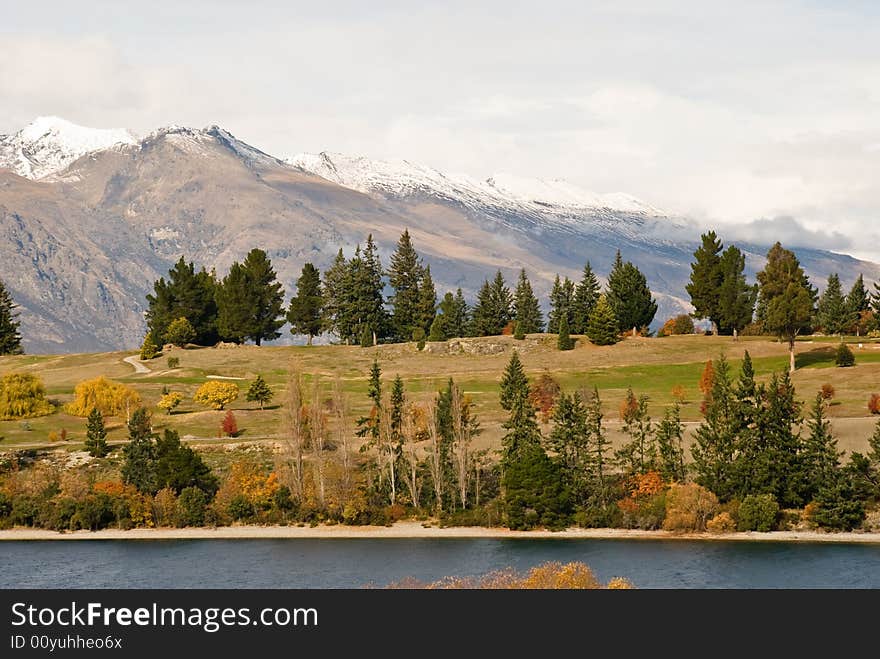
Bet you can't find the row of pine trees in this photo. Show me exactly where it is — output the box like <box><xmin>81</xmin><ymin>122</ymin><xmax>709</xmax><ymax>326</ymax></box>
<box><xmin>140</xmin><ymin>229</ymin><xmax>660</xmax><ymax>350</ymax></box>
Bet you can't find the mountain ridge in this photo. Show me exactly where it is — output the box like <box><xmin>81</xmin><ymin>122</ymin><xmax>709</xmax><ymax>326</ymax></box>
<box><xmin>1</xmin><ymin>117</ymin><xmax>877</xmax><ymax>354</ymax></box>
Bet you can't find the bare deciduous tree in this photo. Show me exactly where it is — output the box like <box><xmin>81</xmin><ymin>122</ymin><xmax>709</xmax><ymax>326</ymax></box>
<box><xmin>424</xmin><ymin>398</ymin><xmax>444</xmax><ymax>514</ymax></box>
<box><xmin>332</xmin><ymin>376</ymin><xmax>355</xmax><ymax>507</ymax></box>
<box><xmin>280</xmin><ymin>366</ymin><xmax>306</xmax><ymax>500</ymax></box>
<box><xmin>401</xmin><ymin>403</ymin><xmax>422</xmax><ymax>509</ymax></box>
<box><xmin>451</xmin><ymin>383</ymin><xmax>472</xmax><ymax>510</ymax></box>
<box><xmin>309</xmin><ymin>376</ymin><xmax>327</xmax><ymax>508</ymax></box>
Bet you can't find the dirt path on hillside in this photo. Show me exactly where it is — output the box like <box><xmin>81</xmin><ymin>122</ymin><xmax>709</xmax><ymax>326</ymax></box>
<box><xmin>122</xmin><ymin>354</ymin><xmax>151</xmax><ymax>374</ymax></box>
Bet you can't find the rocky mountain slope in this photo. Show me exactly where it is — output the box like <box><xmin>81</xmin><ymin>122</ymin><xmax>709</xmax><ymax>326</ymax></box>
<box><xmin>0</xmin><ymin>118</ymin><xmax>877</xmax><ymax>353</ymax></box>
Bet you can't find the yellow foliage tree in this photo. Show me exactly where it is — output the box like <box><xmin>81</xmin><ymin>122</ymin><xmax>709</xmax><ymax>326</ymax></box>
<box><xmin>157</xmin><ymin>391</ymin><xmax>184</xmax><ymax>415</ymax></box>
<box><xmin>0</xmin><ymin>372</ymin><xmax>54</xmax><ymax>420</ymax></box>
<box><xmin>65</xmin><ymin>376</ymin><xmax>141</xmax><ymax>418</ymax></box>
<box><xmin>662</xmin><ymin>482</ymin><xmax>719</xmax><ymax>532</ymax></box>
<box><xmin>193</xmin><ymin>381</ymin><xmax>239</xmax><ymax>410</ymax></box>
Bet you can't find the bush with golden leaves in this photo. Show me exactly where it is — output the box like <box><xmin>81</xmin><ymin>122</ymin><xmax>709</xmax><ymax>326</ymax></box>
<box><xmin>157</xmin><ymin>391</ymin><xmax>184</xmax><ymax>415</ymax></box>
<box><xmin>65</xmin><ymin>376</ymin><xmax>141</xmax><ymax>418</ymax></box>
<box><xmin>706</xmin><ymin>511</ymin><xmax>736</xmax><ymax>534</ymax></box>
<box><xmin>662</xmin><ymin>482</ymin><xmax>719</xmax><ymax>532</ymax></box>
<box><xmin>152</xmin><ymin>487</ymin><xmax>178</xmax><ymax>528</ymax></box>
<box><xmin>193</xmin><ymin>381</ymin><xmax>239</xmax><ymax>410</ymax></box>
<box><xmin>0</xmin><ymin>372</ymin><xmax>54</xmax><ymax>420</ymax></box>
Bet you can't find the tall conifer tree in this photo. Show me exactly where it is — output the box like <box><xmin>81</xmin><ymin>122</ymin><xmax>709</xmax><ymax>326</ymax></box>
<box><xmin>572</xmin><ymin>262</ymin><xmax>600</xmax><ymax>334</ymax></box>
<box><xmin>513</xmin><ymin>269</ymin><xmax>544</xmax><ymax>334</ymax></box>
<box><xmin>686</xmin><ymin>231</ymin><xmax>724</xmax><ymax>332</ymax></box>
<box><xmin>387</xmin><ymin>229</ymin><xmax>424</xmax><ymax>340</ymax></box>
<box><xmin>606</xmin><ymin>251</ymin><xmax>657</xmax><ymax>333</ymax></box>
<box><xmin>0</xmin><ymin>279</ymin><xmax>23</xmax><ymax>355</ymax></box>
<box><xmin>287</xmin><ymin>263</ymin><xmax>323</xmax><ymax>345</ymax></box>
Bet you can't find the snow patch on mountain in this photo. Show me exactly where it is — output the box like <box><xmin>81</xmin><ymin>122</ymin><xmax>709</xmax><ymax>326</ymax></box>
<box><xmin>0</xmin><ymin>116</ymin><xmax>137</xmax><ymax>179</ymax></box>
<box><xmin>287</xmin><ymin>151</ymin><xmax>664</xmax><ymax>215</ymax></box>
<box><xmin>137</xmin><ymin>124</ymin><xmax>284</xmax><ymax>171</ymax></box>
<box><xmin>287</xmin><ymin>151</ymin><xmax>688</xmax><ymax>244</ymax></box>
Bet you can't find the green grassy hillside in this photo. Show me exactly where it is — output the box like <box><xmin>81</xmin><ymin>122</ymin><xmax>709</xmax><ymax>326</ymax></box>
<box><xmin>2</xmin><ymin>333</ymin><xmax>880</xmax><ymax>457</ymax></box>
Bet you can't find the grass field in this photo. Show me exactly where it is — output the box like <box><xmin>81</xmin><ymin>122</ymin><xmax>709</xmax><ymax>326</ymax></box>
<box><xmin>2</xmin><ymin>333</ymin><xmax>880</xmax><ymax>458</ymax></box>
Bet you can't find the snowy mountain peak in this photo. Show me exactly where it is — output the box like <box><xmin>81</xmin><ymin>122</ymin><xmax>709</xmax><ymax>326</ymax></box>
<box><xmin>140</xmin><ymin>124</ymin><xmax>284</xmax><ymax>170</ymax></box>
<box><xmin>0</xmin><ymin>116</ymin><xmax>137</xmax><ymax>179</ymax></box>
<box><xmin>287</xmin><ymin>151</ymin><xmax>667</xmax><ymax>217</ymax></box>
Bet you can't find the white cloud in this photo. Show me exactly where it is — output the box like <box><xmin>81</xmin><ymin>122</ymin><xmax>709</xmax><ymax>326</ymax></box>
<box><xmin>2</xmin><ymin>1</ymin><xmax>880</xmax><ymax>259</ymax></box>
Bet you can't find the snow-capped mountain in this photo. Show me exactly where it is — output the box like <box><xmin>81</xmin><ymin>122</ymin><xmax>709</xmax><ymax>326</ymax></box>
<box><xmin>287</xmin><ymin>152</ymin><xmax>674</xmax><ymax>231</ymax></box>
<box><xmin>1</xmin><ymin>116</ymin><xmax>879</xmax><ymax>353</ymax></box>
<box><xmin>0</xmin><ymin>116</ymin><xmax>137</xmax><ymax>179</ymax></box>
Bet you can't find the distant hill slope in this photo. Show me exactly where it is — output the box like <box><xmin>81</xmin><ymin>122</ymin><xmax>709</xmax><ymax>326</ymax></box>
<box><xmin>1</xmin><ymin>118</ymin><xmax>878</xmax><ymax>353</ymax></box>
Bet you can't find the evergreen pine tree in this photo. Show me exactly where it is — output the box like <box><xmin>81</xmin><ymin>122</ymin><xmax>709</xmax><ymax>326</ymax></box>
<box><xmin>216</xmin><ymin>261</ymin><xmax>251</xmax><ymax>343</ymax></box>
<box><xmin>240</xmin><ymin>248</ymin><xmax>286</xmax><ymax>346</ymax></box>
<box><xmin>450</xmin><ymin>288</ymin><xmax>470</xmax><ymax>338</ymax></box>
<box><xmin>757</xmin><ymin>242</ymin><xmax>816</xmax><ymax>372</ymax></box>
<box><xmin>847</xmin><ymin>274</ymin><xmax>870</xmax><ymax>315</ymax></box>
<box><xmin>691</xmin><ymin>355</ymin><xmax>739</xmax><ymax>501</ymax></box>
<box><xmin>390</xmin><ymin>375</ymin><xmax>405</xmax><ymax>449</ymax></box>
<box><xmin>499</xmin><ymin>352</ymin><xmax>568</xmax><ymax>529</ymax></box>
<box><xmin>415</xmin><ymin>265</ymin><xmax>437</xmax><ymax>337</ymax></box>
<box><xmin>547</xmin><ymin>275</ymin><xmax>575</xmax><ymax>334</ymax></box>
<box><xmin>513</xmin><ymin>320</ymin><xmax>525</xmax><ymax>340</ymax></box>
<box><xmin>557</xmin><ymin>316</ymin><xmax>574</xmax><ymax>351</ymax></box>
<box><xmin>342</xmin><ymin>239</ymin><xmax>388</xmax><ymax>345</ymax></box>
<box><xmin>584</xmin><ymin>386</ymin><xmax>612</xmax><ymax>515</ymax></box>
<box><xmin>800</xmin><ymin>393</ymin><xmax>842</xmax><ymax>503</ymax></box>
<box><xmin>356</xmin><ymin>360</ymin><xmax>382</xmax><ymax>442</ymax></box>
<box><xmin>245</xmin><ymin>374</ymin><xmax>274</xmax><ymax>410</ymax></box>
<box><xmin>287</xmin><ymin>263</ymin><xmax>323</xmax><ymax>345</ymax></box>
<box><xmin>871</xmin><ymin>281</ymin><xmax>880</xmax><ymax>316</ymax></box>
<box><xmin>547</xmin><ymin>392</ymin><xmax>590</xmax><ymax>505</ymax></box>
<box><xmin>387</xmin><ymin>229</ymin><xmax>425</xmax><ymax>341</ymax></box>
<box><xmin>428</xmin><ymin>314</ymin><xmax>446</xmax><ymax>342</ymax></box>
<box><xmin>513</xmin><ymin>269</ymin><xmax>544</xmax><ymax>334</ymax></box>
<box><xmin>470</xmin><ymin>272</ymin><xmax>511</xmax><ymax>336</ymax></box>
<box><xmin>359</xmin><ymin>324</ymin><xmax>373</xmax><ymax>348</ymax></box>
<box><xmin>121</xmin><ymin>407</ymin><xmax>157</xmax><ymax>494</ymax></box>
<box><xmin>84</xmin><ymin>408</ymin><xmax>110</xmax><ymax>458</ymax></box>
<box><xmin>431</xmin><ymin>291</ymin><xmax>458</xmax><ymax>341</ymax></box>
<box><xmin>500</xmin><ymin>350</ymin><xmax>529</xmax><ymax>412</ymax></box>
<box><xmin>606</xmin><ymin>251</ymin><xmax>657</xmax><ymax>333</ymax></box>
<box><xmin>321</xmin><ymin>248</ymin><xmax>349</xmax><ymax>340</ymax></box>
<box><xmin>572</xmin><ymin>262</ymin><xmax>600</xmax><ymax>334</ymax></box>
<box><xmin>716</xmin><ymin>245</ymin><xmax>756</xmax><ymax>336</ymax></box>
<box><xmin>586</xmin><ymin>295</ymin><xmax>620</xmax><ymax>345</ymax></box>
<box><xmin>146</xmin><ymin>257</ymin><xmax>219</xmax><ymax>346</ymax></box>
<box><xmin>686</xmin><ymin>231</ymin><xmax>724</xmax><ymax>332</ymax></box>
<box><xmin>749</xmin><ymin>372</ymin><xmax>804</xmax><ymax>507</ymax></box>
<box><xmin>362</xmin><ymin>235</ymin><xmax>388</xmax><ymax>343</ymax></box>
<box><xmin>0</xmin><ymin>279</ymin><xmax>23</xmax><ymax>355</ymax></box>
<box><xmin>816</xmin><ymin>273</ymin><xmax>850</xmax><ymax>336</ymax></box>
<box><xmin>656</xmin><ymin>402</ymin><xmax>686</xmax><ymax>482</ymax></box>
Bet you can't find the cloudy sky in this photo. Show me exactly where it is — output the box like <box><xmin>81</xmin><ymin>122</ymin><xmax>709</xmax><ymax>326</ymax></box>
<box><xmin>2</xmin><ymin>1</ymin><xmax>879</xmax><ymax>258</ymax></box>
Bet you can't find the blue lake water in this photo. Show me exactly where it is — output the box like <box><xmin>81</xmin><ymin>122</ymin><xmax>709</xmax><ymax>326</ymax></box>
<box><xmin>2</xmin><ymin>538</ymin><xmax>879</xmax><ymax>589</ymax></box>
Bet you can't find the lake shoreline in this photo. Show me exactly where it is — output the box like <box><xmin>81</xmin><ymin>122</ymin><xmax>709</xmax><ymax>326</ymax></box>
<box><xmin>2</xmin><ymin>522</ymin><xmax>880</xmax><ymax>544</ymax></box>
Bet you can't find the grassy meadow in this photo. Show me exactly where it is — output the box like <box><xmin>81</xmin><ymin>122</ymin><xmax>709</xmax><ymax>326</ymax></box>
<box><xmin>2</xmin><ymin>333</ymin><xmax>880</xmax><ymax>459</ymax></box>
